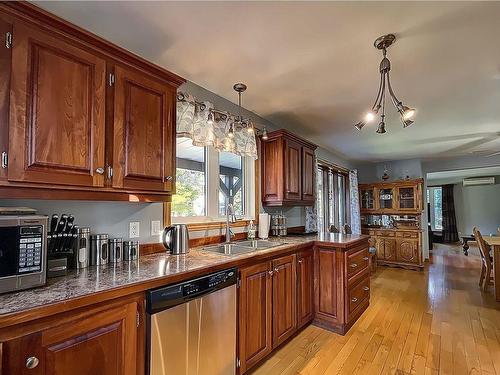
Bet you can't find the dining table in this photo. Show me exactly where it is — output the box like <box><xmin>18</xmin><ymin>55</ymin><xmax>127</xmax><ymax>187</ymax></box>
<box><xmin>484</xmin><ymin>236</ymin><xmax>500</xmax><ymax>301</ymax></box>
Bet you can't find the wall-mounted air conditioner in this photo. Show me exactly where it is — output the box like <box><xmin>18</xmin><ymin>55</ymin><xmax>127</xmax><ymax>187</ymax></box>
<box><xmin>463</xmin><ymin>176</ymin><xmax>495</xmax><ymax>186</ymax></box>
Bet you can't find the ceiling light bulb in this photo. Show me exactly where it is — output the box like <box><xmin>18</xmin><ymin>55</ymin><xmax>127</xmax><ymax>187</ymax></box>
<box><xmin>228</xmin><ymin>124</ymin><xmax>235</xmax><ymax>138</ymax></box>
<box><xmin>207</xmin><ymin>111</ymin><xmax>214</xmax><ymax>125</ymax></box>
<box><xmin>247</xmin><ymin>125</ymin><xmax>254</xmax><ymax>133</ymax></box>
<box><xmin>402</xmin><ymin>106</ymin><xmax>416</xmax><ymax>121</ymax></box>
<box><xmin>354</xmin><ymin>121</ymin><xmax>366</xmax><ymax>131</ymax></box>
<box><xmin>364</xmin><ymin>111</ymin><xmax>375</xmax><ymax>122</ymax></box>
<box><xmin>376</xmin><ymin>121</ymin><xmax>386</xmax><ymax>134</ymax></box>
<box><xmin>261</xmin><ymin>127</ymin><xmax>268</xmax><ymax>140</ymax></box>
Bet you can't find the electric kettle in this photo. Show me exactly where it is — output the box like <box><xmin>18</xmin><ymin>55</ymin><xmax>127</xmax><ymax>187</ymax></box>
<box><xmin>162</xmin><ymin>224</ymin><xmax>190</xmax><ymax>255</ymax></box>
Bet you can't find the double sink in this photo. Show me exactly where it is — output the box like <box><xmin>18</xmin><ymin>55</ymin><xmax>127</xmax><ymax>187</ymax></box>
<box><xmin>202</xmin><ymin>240</ymin><xmax>284</xmax><ymax>256</ymax></box>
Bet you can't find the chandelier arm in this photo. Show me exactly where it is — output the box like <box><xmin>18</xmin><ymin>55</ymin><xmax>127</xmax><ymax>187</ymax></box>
<box><xmin>371</xmin><ymin>72</ymin><xmax>384</xmax><ymax>111</ymax></box>
<box><xmin>386</xmin><ymin>72</ymin><xmax>402</xmax><ymax>108</ymax></box>
<box><xmin>376</xmin><ymin>72</ymin><xmax>386</xmax><ymax>109</ymax></box>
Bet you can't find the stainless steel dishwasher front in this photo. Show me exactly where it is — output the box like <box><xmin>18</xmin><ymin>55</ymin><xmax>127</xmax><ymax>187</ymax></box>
<box><xmin>146</xmin><ymin>268</ymin><xmax>237</xmax><ymax>375</ymax></box>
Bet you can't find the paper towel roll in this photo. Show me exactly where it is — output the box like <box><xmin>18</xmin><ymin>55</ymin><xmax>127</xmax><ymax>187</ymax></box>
<box><xmin>258</xmin><ymin>213</ymin><xmax>270</xmax><ymax>239</ymax></box>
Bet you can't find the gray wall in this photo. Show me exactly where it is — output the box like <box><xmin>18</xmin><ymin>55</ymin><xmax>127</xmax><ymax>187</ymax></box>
<box><xmin>449</xmin><ymin>177</ymin><xmax>500</xmax><ymax>237</ymax></box>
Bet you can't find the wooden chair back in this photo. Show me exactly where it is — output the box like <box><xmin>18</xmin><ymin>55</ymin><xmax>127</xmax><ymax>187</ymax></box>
<box><xmin>473</xmin><ymin>227</ymin><xmax>492</xmax><ymax>268</ymax></box>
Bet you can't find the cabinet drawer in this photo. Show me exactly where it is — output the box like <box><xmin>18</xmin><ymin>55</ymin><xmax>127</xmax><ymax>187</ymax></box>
<box><xmin>376</xmin><ymin>231</ymin><xmax>395</xmax><ymax>237</ymax></box>
<box><xmin>346</xmin><ymin>248</ymin><xmax>369</xmax><ymax>278</ymax></box>
<box><xmin>347</xmin><ymin>277</ymin><xmax>370</xmax><ymax>317</ymax></box>
<box><xmin>396</xmin><ymin>232</ymin><xmax>418</xmax><ymax>239</ymax></box>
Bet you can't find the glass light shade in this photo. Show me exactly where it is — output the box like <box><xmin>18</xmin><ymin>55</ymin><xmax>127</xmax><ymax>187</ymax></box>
<box><xmin>354</xmin><ymin>121</ymin><xmax>366</xmax><ymax>131</ymax></box>
<box><xmin>228</xmin><ymin>124</ymin><xmax>235</xmax><ymax>138</ymax></box>
<box><xmin>207</xmin><ymin>111</ymin><xmax>214</xmax><ymax>125</ymax></box>
<box><xmin>401</xmin><ymin>117</ymin><xmax>414</xmax><ymax>128</ymax></box>
<box><xmin>261</xmin><ymin>127</ymin><xmax>268</xmax><ymax>140</ymax></box>
<box><xmin>402</xmin><ymin>106</ymin><xmax>416</xmax><ymax>120</ymax></box>
<box><xmin>376</xmin><ymin>121</ymin><xmax>386</xmax><ymax>134</ymax></box>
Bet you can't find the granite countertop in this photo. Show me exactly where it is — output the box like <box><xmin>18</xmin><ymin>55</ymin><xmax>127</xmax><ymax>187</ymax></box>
<box><xmin>0</xmin><ymin>233</ymin><xmax>367</xmax><ymax>320</ymax></box>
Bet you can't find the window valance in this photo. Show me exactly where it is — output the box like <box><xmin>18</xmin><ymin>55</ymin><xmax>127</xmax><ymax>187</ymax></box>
<box><xmin>177</xmin><ymin>93</ymin><xmax>258</xmax><ymax>159</ymax></box>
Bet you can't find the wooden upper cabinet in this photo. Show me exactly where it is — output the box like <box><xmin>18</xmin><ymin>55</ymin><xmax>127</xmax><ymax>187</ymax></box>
<box><xmin>359</xmin><ymin>179</ymin><xmax>423</xmax><ymax>214</ymax></box>
<box><xmin>112</xmin><ymin>66</ymin><xmax>175</xmax><ymax>192</ymax></box>
<box><xmin>8</xmin><ymin>21</ymin><xmax>106</xmax><ymax>187</ymax></box>
<box><xmin>360</xmin><ymin>187</ymin><xmax>376</xmax><ymax>211</ymax></box>
<box><xmin>0</xmin><ymin>16</ymin><xmax>12</xmax><ymax>182</ymax></box>
<box><xmin>1</xmin><ymin>300</ymin><xmax>138</xmax><ymax>375</ymax></box>
<box><xmin>297</xmin><ymin>249</ymin><xmax>314</xmax><ymax>328</ymax></box>
<box><xmin>272</xmin><ymin>254</ymin><xmax>297</xmax><ymax>348</ymax></box>
<box><xmin>301</xmin><ymin>146</ymin><xmax>315</xmax><ymax>202</ymax></box>
<box><xmin>284</xmin><ymin>138</ymin><xmax>302</xmax><ymax>201</ymax></box>
<box><xmin>238</xmin><ymin>262</ymin><xmax>273</xmax><ymax>373</ymax></box>
<box><xmin>396</xmin><ymin>185</ymin><xmax>421</xmax><ymax>211</ymax></box>
<box><xmin>261</xmin><ymin>129</ymin><xmax>317</xmax><ymax>206</ymax></box>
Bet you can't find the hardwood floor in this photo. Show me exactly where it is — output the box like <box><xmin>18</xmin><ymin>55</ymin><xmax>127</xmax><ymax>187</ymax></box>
<box><xmin>250</xmin><ymin>244</ymin><xmax>500</xmax><ymax>375</ymax></box>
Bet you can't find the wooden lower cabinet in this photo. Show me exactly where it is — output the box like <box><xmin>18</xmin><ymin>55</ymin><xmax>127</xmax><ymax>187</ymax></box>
<box><xmin>297</xmin><ymin>249</ymin><xmax>314</xmax><ymax>328</ymax></box>
<box><xmin>369</xmin><ymin>230</ymin><xmax>423</xmax><ymax>270</ymax></box>
<box><xmin>0</xmin><ymin>297</ymin><xmax>141</xmax><ymax>375</ymax></box>
<box><xmin>238</xmin><ymin>261</ymin><xmax>273</xmax><ymax>374</ymax></box>
<box><xmin>313</xmin><ymin>244</ymin><xmax>370</xmax><ymax>335</ymax></box>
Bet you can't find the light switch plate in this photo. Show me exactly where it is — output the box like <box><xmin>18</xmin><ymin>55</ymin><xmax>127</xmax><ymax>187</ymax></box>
<box><xmin>151</xmin><ymin>220</ymin><xmax>161</xmax><ymax>236</ymax></box>
<box><xmin>129</xmin><ymin>221</ymin><xmax>140</xmax><ymax>238</ymax></box>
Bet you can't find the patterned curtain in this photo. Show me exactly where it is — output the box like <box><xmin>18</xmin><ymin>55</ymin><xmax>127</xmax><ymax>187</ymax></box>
<box><xmin>442</xmin><ymin>184</ymin><xmax>459</xmax><ymax>243</ymax></box>
<box><xmin>177</xmin><ymin>93</ymin><xmax>258</xmax><ymax>159</ymax></box>
<box><xmin>349</xmin><ymin>170</ymin><xmax>361</xmax><ymax>235</ymax></box>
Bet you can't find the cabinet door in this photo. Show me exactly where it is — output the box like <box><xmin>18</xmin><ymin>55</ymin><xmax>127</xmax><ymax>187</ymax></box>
<box><xmin>396</xmin><ymin>186</ymin><xmax>417</xmax><ymax>211</ymax></box>
<box><xmin>238</xmin><ymin>262</ymin><xmax>272</xmax><ymax>373</ymax></box>
<box><xmin>272</xmin><ymin>254</ymin><xmax>297</xmax><ymax>347</ymax></box>
<box><xmin>396</xmin><ymin>238</ymin><xmax>419</xmax><ymax>264</ymax></box>
<box><xmin>113</xmin><ymin>66</ymin><xmax>175</xmax><ymax>192</ymax></box>
<box><xmin>8</xmin><ymin>22</ymin><xmax>106</xmax><ymax>187</ymax></box>
<box><xmin>297</xmin><ymin>249</ymin><xmax>314</xmax><ymax>328</ymax></box>
<box><xmin>283</xmin><ymin>138</ymin><xmax>302</xmax><ymax>201</ymax></box>
<box><xmin>375</xmin><ymin>238</ymin><xmax>385</xmax><ymax>260</ymax></box>
<box><xmin>301</xmin><ymin>146</ymin><xmax>315</xmax><ymax>202</ymax></box>
<box><xmin>1</xmin><ymin>301</ymin><xmax>137</xmax><ymax>375</ymax></box>
<box><xmin>378</xmin><ymin>187</ymin><xmax>394</xmax><ymax>210</ymax></box>
<box><xmin>383</xmin><ymin>238</ymin><xmax>397</xmax><ymax>261</ymax></box>
<box><xmin>0</xmin><ymin>17</ymin><xmax>12</xmax><ymax>182</ymax></box>
<box><xmin>360</xmin><ymin>188</ymin><xmax>376</xmax><ymax>211</ymax></box>
<box><xmin>261</xmin><ymin>137</ymin><xmax>284</xmax><ymax>204</ymax></box>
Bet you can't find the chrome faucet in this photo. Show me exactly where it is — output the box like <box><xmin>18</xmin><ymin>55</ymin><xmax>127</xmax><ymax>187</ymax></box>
<box><xmin>225</xmin><ymin>203</ymin><xmax>236</xmax><ymax>243</ymax></box>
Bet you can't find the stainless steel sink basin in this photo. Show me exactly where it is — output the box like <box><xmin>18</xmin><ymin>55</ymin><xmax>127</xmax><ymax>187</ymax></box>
<box><xmin>202</xmin><ymin>243</ymin><xmax>255</xmax><ymax>256</ymax></box>
<box><xmin>235</xmin><ymin>240</ymin><xmax>282</xmax><ymax>249</ymax></box>
<box><xmin>202</xmin><ymin>240</ymin><xmax>284</xmax><ymax>256</ymax></box>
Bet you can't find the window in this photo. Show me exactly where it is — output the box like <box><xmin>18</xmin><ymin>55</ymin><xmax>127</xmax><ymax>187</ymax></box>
<box><xmin>172</xmin><ymin>138</ymin><xmax>206</xmax><ymax>217</ymax></box>
<box><xmin>317</xmin><ymin>165</ymin><xmax>349</xmax><ymax>232</ymax></box>
<box><xmin>428</xmin><ymin>186</ymin><xmax>443</xmax><ymax>231</ymax></box>
<box><xmin>172</xmin><ymin>137</ymin><xmax>254</xmax><ymax>222</ymax></box>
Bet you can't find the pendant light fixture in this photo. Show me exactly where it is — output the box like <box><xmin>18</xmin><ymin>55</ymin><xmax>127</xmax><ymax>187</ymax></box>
<box><xmin>355</xmin><ymin>34</ymin><xmax>416</xmax><ymax>133</ymax></box>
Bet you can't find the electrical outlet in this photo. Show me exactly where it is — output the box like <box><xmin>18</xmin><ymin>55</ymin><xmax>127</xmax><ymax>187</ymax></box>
<box><xmin>129</xmin><ymin>222</ymin><xmax>140</xmax><ymax>238</ymax></box>
<box><xmin>151</xmin><ymin>220</ymin><xmax>161</xmax><ymax>236</ymax></box>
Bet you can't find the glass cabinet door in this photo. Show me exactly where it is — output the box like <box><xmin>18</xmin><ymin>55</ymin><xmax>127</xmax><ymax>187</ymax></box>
<box><xmin>360</xmin><ymin>188</ymin><xmax>375</xmax><ymax>210</ymax></box>
<box><xmin>378</xmin><ymin>188</ymin><xmax>394</xmax><ymax>210</ymax></box>
<box><xmin>397</xmin><ymin>186</ymin><xmax>416</xmax><ymax>210</ymax></box>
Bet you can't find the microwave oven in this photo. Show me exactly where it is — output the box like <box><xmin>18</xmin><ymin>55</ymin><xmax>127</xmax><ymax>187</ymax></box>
<box><xmin>0</xmin><ymin>215</ymin><xmax>48</xmax><ymax>294</ymax></box>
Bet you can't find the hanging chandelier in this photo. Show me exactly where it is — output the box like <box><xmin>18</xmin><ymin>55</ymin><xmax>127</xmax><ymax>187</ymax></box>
<box><xmin>355</xmin><ymin>34</ymin><xmax>416</xmax><ymax>134</ymax></box>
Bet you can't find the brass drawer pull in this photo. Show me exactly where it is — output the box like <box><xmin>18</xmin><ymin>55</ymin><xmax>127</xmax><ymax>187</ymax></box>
<box><xmin>351</xmin><ymin>297</ymin><xmax>358</xmax><ymax>303</ymax></box>
<box><xmin>363</xmin><ymin>286</ymin><xmax>370</xmax><ymax>291</ymax></box>
<box><xmin>268</xmin><ymin>270</ymin><xmax>274</xmax><ymax>276</ymax></box>
<box><xmin>274</xmin><ymin>267</ymin><xmax>279</xmax><ymax>273</ymax></box>
<box><xmin>298</xmin><ymin>259</ymin><xmax>303</xmax><ymax>264</ymax></box>
<box><xmin>363</xmin><ymin>257</ymin><xmax>369</xmax><ymax>261</ymax></box>
<box><xmin>350</xmin><ymin>263</ymin><xmax>358</xmax><ymax>268</ymax></box>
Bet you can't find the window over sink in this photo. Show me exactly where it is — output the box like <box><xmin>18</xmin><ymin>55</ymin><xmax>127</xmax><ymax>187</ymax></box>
<box><xmin>171</xmin><ymin>136</ymin><xmax>255</xmax><ymax>224</ymax></box>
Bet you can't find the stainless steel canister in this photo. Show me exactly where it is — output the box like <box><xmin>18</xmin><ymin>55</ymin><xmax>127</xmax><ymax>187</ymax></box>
<box><xmin>109</xmin><ymin>238</ymin><xmax>123</xmax><ymax>263</ymax></box>
<box><xmin>90</xmin><ymin>234</ymin><xmax>109</xmax><ymax>266</ymax></box>
<box><xmin>73</xmin><ymin>227</ymin><xmax>91</xmax><ymax>269</ymax></box>
<box><xmin>123</xmin><ymin>240</ymin><xmax>139</xmax><ymax>261</ymax></box>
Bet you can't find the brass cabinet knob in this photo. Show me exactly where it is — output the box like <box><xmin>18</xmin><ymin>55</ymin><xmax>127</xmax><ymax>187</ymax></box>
<box><xmin>363</xmin><ymin>286</ymin><xmax>370</xmax><ymax>291</ymax></box>
<box><xmin>274</xmin><ymin>267</ymin><xmax>279</xmax><ymax>273</ymax></box>
<box><xmin>350</xmin><ymin>263</ymin><xmax>358</xmax><ymax>268</ymax></box>
<box><xmin>95</xmin><ymin>167</ymin><xmax>105</xmax><ymax>175</ymax></box>
<box><xmin>268</xmin><ymin>270</ymin><xmax>274</xmax><ymax>276</ymax></box>
<box><xmin>351</xmin><ymin>297</ymin><xmax>358</xmax><ymax>303</ymax></box>
<box><xmin>363</xmin><ymin>257</ymin><xmax>369</xmax><ymax>261</ymax></box>
<box><xmin>298</xmin><ymin>259</ymin><xmax>303</xmax><ymax>264</ymax></box>
<box><xmin>26</xmin><ymin>356</ymin><xmax>39</xmax><ymax>369</ymax></box>
<box><xmin>165</xmin><ymin>175</ymin><xmax>173</xmax><ymax>181</ymax></box>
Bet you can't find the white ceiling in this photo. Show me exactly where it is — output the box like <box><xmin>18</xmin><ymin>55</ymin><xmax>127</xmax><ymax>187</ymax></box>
<box><xmin>35</xmin><ymin>1</ymin><xmax>500</xmax><ymax>162</ymax></box>
<box><xmin>427</xmin><ymin>166</ymin><xmax>500</xmax><ymax>184</ymax></box>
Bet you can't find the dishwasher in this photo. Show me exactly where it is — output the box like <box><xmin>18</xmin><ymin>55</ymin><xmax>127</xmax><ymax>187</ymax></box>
<box><xmin>146</xmin><ymin>268</ymin><xmax>237</xmax><ymax>375</ymax></box>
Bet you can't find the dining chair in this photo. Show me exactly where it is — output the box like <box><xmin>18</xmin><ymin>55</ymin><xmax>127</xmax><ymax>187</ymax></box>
<box><xmin>343</xmin><ymin>224</ymin><xmax>352</xmax><ymax>234</ymax></box>
<box><xmin>473</xmin><ymin>227</ymin><xmax>494</xmax><ymax>292</ymax></box>
<box><xmin>329</xmin><ymin>225</ymin><xmax>339</xmax><ymax>233</ymax></box>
